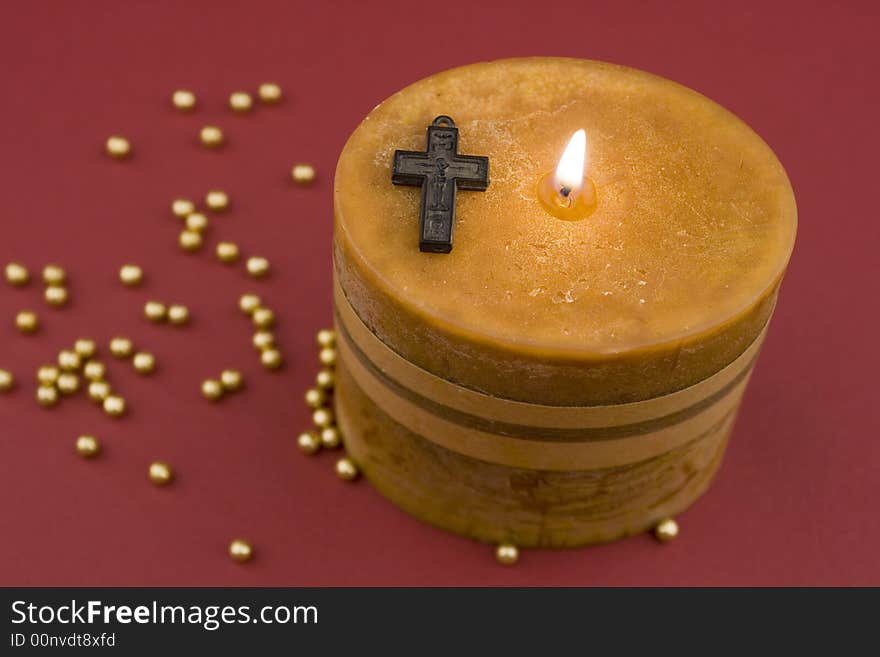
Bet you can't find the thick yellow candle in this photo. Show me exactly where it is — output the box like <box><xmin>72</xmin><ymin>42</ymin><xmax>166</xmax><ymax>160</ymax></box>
<box><xmin>333</xmin><ymin>58</ymin><xmax>796</xmax><ymax>547</ymax></box>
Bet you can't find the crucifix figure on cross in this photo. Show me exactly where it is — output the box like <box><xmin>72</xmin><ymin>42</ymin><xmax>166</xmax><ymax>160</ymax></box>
<box><xmin>392</xmin><ymin>115</ymin><xmax>490</xmax><ymax>253</ymax></box>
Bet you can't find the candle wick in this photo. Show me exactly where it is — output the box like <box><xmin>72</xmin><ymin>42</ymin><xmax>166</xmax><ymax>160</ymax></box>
<box><xmin>558</xmin><ymin>185</ymin><xmax>574</xmax><ymax>207</ymax></box>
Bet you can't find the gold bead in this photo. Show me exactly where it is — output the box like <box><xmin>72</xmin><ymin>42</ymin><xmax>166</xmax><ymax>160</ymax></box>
<box><xmin>57</xmin><ymin>372</ymin><xmax>80</xmax><ymax>395</ymax></box>
<box><xmin>228</xmin><ymin>539</ymin><xmax>253</xmax><ymax>563</ymax></box>
<box><xmin>228</xmin><ymin>91</ymin><xmax>253</xmax><ymax>113</ymax></box>
<box><xmin>42</xmin><ymin>264</ymin><xmax>66</xmax><ymax>286</ymax></box>
<box><xmin>315</xmin><ymin>369</ymin><xmax>335</xmax><ymax>390</ymax></box>
<box><xmin>119</xmin><ymin>264</ymin><xmax>143</xmax><ymax>286</ymax></box>
<box><xmin>44</xmin><ymin>285</ymin><xmax>69</xmax><ymax>307</ymax></box>
<box><xmin>304</xmin><ymin>387</ymin><xmax>325</xmax><ymax>409</ymax></box>
<box><xmin>335</xmin><ymin>457</ymin><xmax>359</xmax><ymax>481</ymax></box>
<box><xmin>144</xmin><ymin>300</ymin><xmax>167</xmax><ymax>322</ymax></box>
<box><xmin>205</xmin><ymin>189</ymin><xmax>229</xmax><ymax>212</ymax></box>
<box><xmin>258</xmin><ymin>82</ymin><xmax>282</xmax><ymax>103</ymax></box>
<box><xmin>297</xmin><ymin>431</ymin><xmax>321</xmax><ymax>455</ymax></box>
<box><xmin>172</xmin><ymin>89</ymin><xmax>196</xmax><ymax>111</ymax></box>
<box><xmin>58</xmin><ymin>350</ymin><xmax>82</xmax><ymax>371</ymax></box>
<box><xmin>653</xmin><ymin>518</ymin><xmax>679</xmax><ymax>543</ymax></box>
<box><xmin>109</xmin><ymin>337</ymin><xmax>134</xmax><ymax>359</ymax></box>
<box><xmin>133</xmin><ymin>352</ymin><xmax>156</xmax><ymax>375</ymax></box>
<box><xmin>105</xmin><ymin>135</ymin><xmax>131</xmax><ymax>159</ymax></box>
<box><xmin>216</xmin><ymin>241</ymin><xmax>239</xmax><ymax>263</ymax></box>
<box><xmin>171</xmin><ymin>198</ymin><xmax>195</xmax><ymax>219</ymax></box>
<box><xmin>37</xmin><ymin>365</ymin><xmax>60</xmax><ymax>386</ymax></box>
<box><xmin>246</xmin><ymin>256</ymin><xmax>270</xmax><ymax>278</ymax></box>
<box><xmin>167</xmin><ymin>304</ymin><xmax>190</xmax><ymax>325</ymax></box>
<box><xmin>252</xmin><ymin>307</ymin><xmax>275</xmax><ymax>329</ymax></box>
<box><xmin>149</xmin><ymin>461</ymin><xmax>173</xmax><ymax>486</ymax></box>
<box><xmin>83</xmin><ymin>360</ymin><xmax>106</xmax><ymax>381</ymax></box>
<box><xmin>103</xmin><ymin>395</ymin><xmax>126</xmax><ymax>417</ymax></box>
<box><xmin>179</xmin><ymin>230</ymin><xmax>203</xmax><ymax>252</ymax></box>
<box><xmin>185</xmin><ymin>212</ymin><xmax>208</xmax><ymax>233</ymax></box>
<box><xmin>318</xmin><ymin>347</ymin><xmax>337</xmax><ymax>367</ymax></box>
<box><xmin>316</xmin><ymin>329</ymin><xmax>336</xmax><ymax>348</ymax></box>
<box><xmin>199</xmin><ymin>125</ymin><xmax>224</xmax><ymax>148</ymax></box>
<box><xmin>252</xmin><ymin>330</ymin><xmax>275</xmax><ymax>351</ymax></box>
<box><xmin>36</xmin><ymin>385</ymin><xmax>59</xmax><ymax>407</ymax></box>
<box><xmin>291</xmin><ymin>163</ymin><xmax>316</xmax><ymax>185</ymax></box>
<box><xmin>260</xmin><ymin>348</ymin><xmax>283</xmax><ymax>370</ymax></box>
<box><xmin>15</xmin><ymin>310</ymin><xmax>39</xmax><ymax>334</ymax></box>
<box><xmin>312</xmin><ymin>407</ymin><xmax>334</xmax><ymax>429</ymax></box>
<box><xmin>74</xmin><ymin>338</ymin><xmax>97</xmax><ymax>360</ymax></box>
<box><xmin>88</xmin><ymin>380</ymin><xmax>111</xmax><ymax>403</ymax></box>
<box><xmin>76</xmin><ymin>435</ymin><xmax>101</xmax><ymax>458</ymax></box>
<box><xmin>201</xmin><ymin>378</ymin><xmax>223</xmax><ymax>401</ymax></box>
<box><xmin>495</xmin><ymin>543</ymin><xmax>519</xmax><ymax>566</ymax></box>
<box><xmin>5</xmin><ymin>262</ymin><xmax>29</xmax><ymax>286</ymax></box>
<box><xmin>239</xmin><ymin>293</ymin><xmax>261</xmax><ymax>315</ymax></box>
<box><xmin>320</xmin><ymin>426</ymin><xmax>341</xmax><ymax>449</ymax></box>
<box><xmin>0</xmin><ymin>369</ymin><xmax>14</xmax><ymax>392</ymax></box>
<box><xmin>220</xmin><ymin>369</ymin><xmax>243</xmax><ymax>391</ymax></box>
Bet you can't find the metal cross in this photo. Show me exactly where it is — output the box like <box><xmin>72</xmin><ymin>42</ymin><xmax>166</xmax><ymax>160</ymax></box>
<box><xmin>392</xmin><ymin>115</ymin><xmax>489</xmax><ymax>253</ymax></box>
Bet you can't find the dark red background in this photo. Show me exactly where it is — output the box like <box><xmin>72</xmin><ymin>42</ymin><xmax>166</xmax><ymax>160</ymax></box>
<box><xmin>0</xmin><ymin>0</ymin><xmax>876</xmax><ymax>586</ymax></box>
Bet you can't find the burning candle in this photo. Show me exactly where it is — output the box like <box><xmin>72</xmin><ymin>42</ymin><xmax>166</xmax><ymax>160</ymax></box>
<box><xmin>332</xmin><ymin>58</ymin><xmax>797</xmax><ymax>547</ymax></box>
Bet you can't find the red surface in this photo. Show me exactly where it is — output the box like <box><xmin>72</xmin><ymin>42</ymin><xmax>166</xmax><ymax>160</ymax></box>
<box><xmin>0</xmin><ymin>0</ymin><xmax>877</xmax><ymax>587</ymax></box>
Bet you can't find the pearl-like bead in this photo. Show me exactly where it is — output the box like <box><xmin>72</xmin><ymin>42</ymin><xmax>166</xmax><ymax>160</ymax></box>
<box><xmin>316</xmin><ymin>329</ymin><xmax>336</xmax><ymax>348</ymax></box>
<box><xmin>205</xmin><ymin>189</ymin><xmax>229</xmax><ymax>212</ymax></box>
<box><xmin>335</xmin><ymin>457</ymin><xmax>359</xmax><ymax>481</ymax></box>
<box><xmin>119</xmin><ymin>264</ymin><xmax>143</xmax><ymax>286</ymax></box>
<box><xmin>495</xmin><ymin>544</ymin><xmax>519</xmax><ymax>566</ymax></box>
<box><xmin>103</xmin><ymin>395</ymin><xmax>126</xmax><ymax>417</ymax></box>
<box><xmin>133</xmin><ymin>352</ymin><xmax>156</xmax><ymax>374</ymax></box>
<box><xmin>653</xmin><ymin>518</ymin><xmax>679</xmax><ymax>543</ymax></box>
<box><xmin>228</xmin><ymin>539</ymin><xmax>253</xmax><ymax>563</ymax></box>
<box><xmin>185</xmin><ymin>212</ymin><xmax>208</xmax><ymax>233</ymax></box>
<box><xmin>44</xmin><ymin>286</ymin><xmax>69</xmax><ymax>307</ymax></box>
<box><xmin>246</xmin><ymin>256</ymin><xmax>270</xmax><ymax>278</ymax></box>
<box><xmin>76</xmin><ymin>435</ymin><xmax>101</xmax><ymax>458</ymax></box>
<box><xmin>216</xmin><ymin>242</ymin><xmax>239</xmax><ymax>263</ymax></box>
<box><xmin>144</xmin><ymin>300</ymin><xmax>167</xmax><ymax>322</ymax></box>
<box><xmin>42</xmin><ymin>264</ymin><xmax>66</xmax><ymax>286</ymax></box>
<box><xmin>37</xmin><ymin>365</ymin><xmax>60</xmax><ymax>386</ymax></box>
<box><xmin>258</xmin><ymin>82</ymin><xmax>282</xmax><ymax>103</ymax></box>
<box><xmin>312</xmin><ymin>407</ymin><xmax>334</xmax><ymax>429</ymax></box>
<box><xmin>318</xmin><ymin>348</ymin><xmax>337</xmax><ymax>367</ymax></box>
<box><xmin>58</xmin><ymin>350</ymin><xmax>82</xmax><ymax>371</ymax></box>
<box><xmin>220</xmin><ymin>369</ymin><xmax>243</xmax><ymax>392</ymax></box>
<box><xmin>199</xmin><ymin>125</ymin><xmax>224</xmax><ymax>148</ymax></box>
<box><xmin>88</xmin><ymin>380</ymin><xmax>111</xmax><ymax>403</ymax></box>
<box><xmin>291</xmin><ymin>163</ymin><xmax>316</xmax><ymax>185</ymax></box>
<box><xmin>320</xmin><ymin>427</ymin><xmax>341</xmax><ymax>449</ymax></box>
<box><xmin>74</xmin><ymin>338</ymin><xmax>97</xmax><ymax>360</ymax></box>
<box><xmin>202</xmin><ymin>378</ymin><xmax>223</xmax><ymax>401</ymax></box>
<box><xmin>315</xmin><ymin>369</ymin><xmax>335</xmax><ymax>390</ymax></box>
<box><xmin>297</xmin><ymin>431</ymin><xmax>321</xmax><ymax>455</ymax></box>
<box><xmin>239</xmin><ymin>294</ymin><xmax>261</xmax><ymax>315</ymax></box>
<box><xmin>0</xmin><ymin>369</ymin><xmax>13</xmax><ymax>392</ymax></box>
<box><xmin>260</xmin><ymin>349</ymin><xmax>283</xmax><ymax>370</ymax></box>
<box><xmin>252</xmin><ymin>308</ymin><xmax>274</xmax><ymax>329</ymax></box>
<box><xmin>149</xmin><ymin>461</ymin><xmax>173</xmax><ymax>486</ymax></box>
<box><xmin>5</xmin><ymin>262</ymin><xmax>29</xmax><ymax>286</ymax></box>
<box><xmin>105</xmin><ymin>135</ymin><xmax>131</xmax><ymax>159</ymax></box>
<box><xmin>57</xmin><ymin>372</ymin><xmax>80</xmax><ymax>395</ymax></box>
<box><xmin>109</xmin><ymin>337</ymin><xmax>134</xmax><ymax>359</ymax></box>
<box><xmin>171</xmin><ymin>198</ymin><xmax>195</xmax><ymax>219</ymax></box>
<box><xmin>172</xmin><ymin>89</ymin><xmax>196</xmax><ymax>111</ymax></box>
<box><xmin>252</xmin><ymin>331</ymin><xmax>274</xmax><ymax>351</ymax></box>
<box><xmin>36</xmin><ymin>385</ymin><xmax>59</xmax><ymax>407</ymax></box>
<box><xmin>228</xmin><ymin>91</ymin><xmax>253</xmax><ymax>113</ymax></box>
<box><xmin>83</xmin><ymin>360</ymin><xmax>105</xmax><ymax>381</ymax></box>
<box><xmin>15</xmin><ymin>310</ymin><xmax>39</xmax><ymax>334</ymax></box>
<box><xmin>179</xmin><ymin>230</ymin><xmax>203</xmax><ymax>252</ymax></box>
<box><xmin>304</xmin><ymin>387</ymin><xmax>325</xmax><ymax>409</ymax></box>
<box><xmin>167</xmin><ymin>304</ymin><xmax>190</xmax><ymax>325</ymax></box>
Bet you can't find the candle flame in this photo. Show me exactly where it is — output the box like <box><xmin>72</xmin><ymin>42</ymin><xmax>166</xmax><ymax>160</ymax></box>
<box><xmin>554</xmin><ymin>129</ymin><xmax>588</xmax><ymax>199</ymax></box>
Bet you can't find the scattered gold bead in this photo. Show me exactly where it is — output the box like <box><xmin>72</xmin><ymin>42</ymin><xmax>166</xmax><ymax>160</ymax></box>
<box><xmin>36</xmin><ymin>385</ymin><xmax>59</xmax><ymax>407</ymax></box>
<box><xmin>167</xmin><ymin>304</ymin><xmax>190</xmax><ymax>325</ymax></box>
<box><xmin>258</xmin><ymin>82</ymin><xmax>282</xmax><ymax>103</ymax></box>
<box><xmin>495</xmin><ymin>543</ymin><xmax>519</xmax><ymax>566</ymax></box>
<box><xmin>185</xmin><ymin>212</ymin><xmax>208</xmax><ymax>233</ymax></box>
<box><xmin>42</xmin><ymin>264</ymin><xmax>66</xmax><ymax>286</ymax></box>
<box><xmin>105</xmin><ymin>135</ymin><xmax>131</xmax><ymax>159</ymax></box>
<box><xmin>228</xmin><ymin>539</ymin><xmax>253</xmax><ymax>563</ymax></box>
<box><xmin>315</xmin><ymin>369</ymin><xmax>335</xmax><ymax>390</ymax></box>
<box><xmin>83</xmin><ymin>361</ymin><xmax>106</xmax><ymax>381</ymax></box>
<box><xmin>0</xmin><ymin>369</ymin><xmax>14</xmax><ymax>392</ymax></box>
<box><xmin>172</xmin><ymin>89</ymin><xmax>196</xmax><ymax>111</ymax></box>
<box><xmin>76</xmin><ymin>435</ymin><xmax>101</xmax><ymax>458</ymax></box>
<box><xmin>44</xmin><ymin>285</ymin><xmax>69</xmax><ymax>307</ymax></box>
<box><xmin>304</xmin><ymin>387</ymin><xmax>325</xmax><ymax>409</ymax></box>
<box><xmin>260</xmin><ymin>348</ymin><xmax>283</xmax><ymax>370</ymax></box>
<box><xmin>149</xmin><ymin>461</ymin><xmax>173</xmax><ymax>486</ymax></box>
<box><xmin>318</xmin><ymin>347</ymin><xmax>337</xmax><ymax>367</ymax></box>
<box><xmin>205</xmin><ymin>189</ymin><xmax>230</xmax><ymax>211</ymax></box>
<box><xmin>57</xmin><ymin>372</ymin><xmax>80</xmax><ymax>395</ymax></box>
<box><xmin>291</xmin><ymin>163</ymin><xmax>316</xmax><ymax>185</ymax></box>
<box><xmin>252</xmin><ymin>307</ymin><xmax>275</xmax><ymax>329</ymax></box>
<box><xmin>103</xmin><ymin>395</ymin><xmax>126</xmax><ymax>417</ymax></box>
<box><xmin>109</xmin><ymin>337</ymin><xmax>134</xmax><ymax>359</ymax></box>
<box><xmin>220</xmin><ymin>369</ymin><xmax>243</xmax><ymax>391</ymax></box>
<box><xmin>199</xmin><ymin>125</ymin><xmax>224</xmax><ymax>148</ymax></box>
<box><xmin>312</xmin><ymin>407</ymin><xmax>334</xmax><ymax>429</ymax></box>
<box><xmin>171</xmin><ymin>198</ymin><xmax>196</xmax><ymax>219</ymax></box>
<box><xmin>37</xmin><ymin>365</ymin><xmax>60</xmax><ymax>386</ymax></box>
<box><xmin>119</xmin><ymin>264</ymin><xmax>143</xmax><ymax>286</ymax></box>
<box><xmin>316</xmin><ymin>329</ymin><xmax>336</xmax><ymax>348</ymax></box>
<box><xmin>5</xmin><ymin>262</ymin><xmax>29</xmax><ymax>286</ymax></box>
<box><xmin>320</xmin><ymin>426</ymin><xmax>341</xmax><ymax>450</ymax></box>
<box><xmin>144</xmin><ymin>300</ymin><xmax>167</xmax><ymax>322</ymax></box>
<box><xmin>239</xmin><ymin>294</ymin><xmax>261</xmax><ymax>315</ymax></box>
<box><xmin>179</xmin><ymin>230</ymin><xmax>203</xmax><ymax>252</ymax></box>
<box><xmin>252</xmin><ymin>331</ymin><xmax>275</xmax><ymax>351</ymax></box>
<box><xmin>653</xmin><ymin>518</ymin><xmax>679</xmax><ymax>543</ymax></box>
<box><xmin>228</xmin><ymin>91</ymin><xmax>253</xmax><ymax>113</ymax></box>
<box><xmin>297</xmin><ymin>431</ymin><xmax>321</xmax><ymax>455</ymax></box>
<box><xmin>58</xmin><ymin>350</ymin><xmax>82</xmax><ymax>371</ymax></box>
<box><xmin>216</xmin><ymin>241</ymin><xmax>239</xmax><ymax>263</ymax></box>
<box><xmin>335</xmin><ymin>457</ymin><xmax>359</xmax><ymax>481</ymax></box>
<box><xmin>15</xmin><ymin>310</ymin><xmax>39</xmax><ymax>334</ymax></box>
<box><xmin>201</xmin><ymin>378</ymin><xmax>223</xmax><ymax>401</ymax></box>
<box><xmin>132</xmin><ymin>352</ymin><xmax>156</xmax><ymax>375</ymax></box>
<box><xmin>88</xmin><ymin>380</ymin><xmax>111</xmax><ymax>403</ymax></box>
<box><xmin>246</xmin><ymin>256</ymin><xmax>270</xmax><ymax>278</ymax></box>
<box><xmin>74</xmin><ymin>338</ymin><xmax>97</xmax><ymax>360</ymax></box>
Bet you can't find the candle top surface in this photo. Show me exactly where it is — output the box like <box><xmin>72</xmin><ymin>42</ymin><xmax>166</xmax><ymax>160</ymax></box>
<box><xmin>335</xmin><ymin>58</ymin><xmax>797</xmax><ymax>356</ymax></box>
